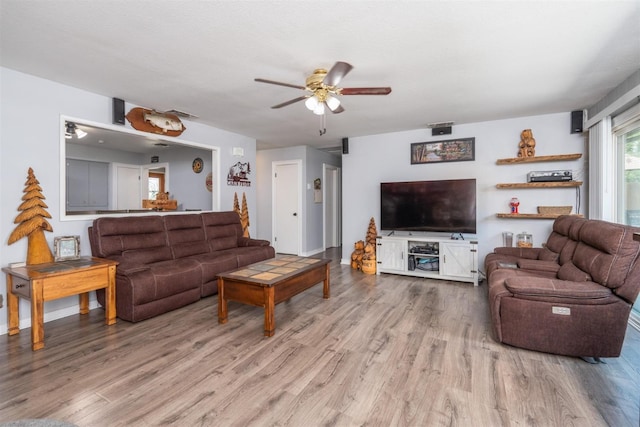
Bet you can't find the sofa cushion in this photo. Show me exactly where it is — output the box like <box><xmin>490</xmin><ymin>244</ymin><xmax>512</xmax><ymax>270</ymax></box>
<box><xmin>537</xmin><ymin>246</ymin><xmax>560</xmax><ymax>261</ymax></box>
<box><xmin>557</xmin><ymin>261</ymin><xmax>592</xmax><ymax>282</ymax></box>
<box><xmin>201</xmin><ymin>211</ymin><xmax>243</xmax><ymax>251</ymax></box>
<box><xmin>504</xmin><ymin>276</ymin><xmax>612</xmax><ymax>300</ymax></box>
<box><xmin>187</xmin><ymin>252</ymin><xmax>239</xmax><ymax>284</ymax></box>
<box><xmin>129</xmin><ymin>259</ymin><xmax>202</xmax><ymax>305</ymax></box>
<box><xmin>558</xmin><ymin>217</ymin><xmax>587</xmax><ymax>265</ymax></box>
<box><xmin>538</xmin><ymin>215</ymin><xmax>576</xmax><ymax>261</ymax></box>
<box><xmin>164</xmin><ymin>214</ymin><xmax>210</xmax><ymax>259</ymax></box>
<box><xmin>573</xmin><ymin>220</ymin><xmax>640</xmax><ymax>288</ymax></box>
<box><xmin>92</xmin><ymin>216</ymin><xmax>172</xmax><ymax>264</ymax></box>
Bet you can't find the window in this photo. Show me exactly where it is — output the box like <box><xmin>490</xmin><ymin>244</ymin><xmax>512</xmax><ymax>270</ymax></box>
<box><xmin>617</xmin><ymin>124</ymin><xmax>640</xmax><ymax>226</ymax></box>
<box><xmin>149</xmin><ymin>171</ymin><xmax>165</xmax><ymax>199</ymax></box>
<box><xmin>614</xmin><ymin>112</ymin><xmax>640</xmax><ymax>324</ymax></box>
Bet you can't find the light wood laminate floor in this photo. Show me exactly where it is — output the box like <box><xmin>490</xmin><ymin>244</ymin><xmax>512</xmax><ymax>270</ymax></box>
<box><xmin>1</xmin><ymin>247</ymin><xmax>639</xmax><ymax>426</ymax></box>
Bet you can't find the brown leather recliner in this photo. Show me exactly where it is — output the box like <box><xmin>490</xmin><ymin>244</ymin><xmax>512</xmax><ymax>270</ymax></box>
<box><xmin>485</xmin><ymin>216</ymin><xmax>640</xmax><ymax>358</ymax></box>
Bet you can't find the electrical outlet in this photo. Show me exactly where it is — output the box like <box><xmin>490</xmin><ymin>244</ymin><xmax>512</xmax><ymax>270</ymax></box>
<box><xmin>552</xmin><ymin>306</ymin><xmax>571</xmax><ymax>315</ymax></box>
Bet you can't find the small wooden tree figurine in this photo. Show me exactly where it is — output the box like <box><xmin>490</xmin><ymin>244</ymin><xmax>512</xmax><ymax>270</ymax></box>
<box><xmin>8</xmin><ymin>167</ymin><xmax>55</xmax><ymax>264</ymax></box>
<box><xmin>365</xmin><ymin>217</ymin><xmax>377</xmax><ymax>248</ymax></box>
<box><xmin>233</xmin><ymin>192</ymin><xmax>241</xmax><ymax>216</ymax></box>
<box><xmin>240</xmin><ymin>192</ymin><xmax>250</xmax><ymax>237</ymax></box>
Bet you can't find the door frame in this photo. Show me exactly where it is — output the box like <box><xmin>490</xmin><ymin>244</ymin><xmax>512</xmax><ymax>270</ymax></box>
<box><xmin>322</xmin><ymin>163</ymin><xmax>342</xmax><ymax>250</ymax></box>
<box><xmin>272</xmin><ymin>160</ymin><xmax>303</xmax><ymax>255</ymax></box>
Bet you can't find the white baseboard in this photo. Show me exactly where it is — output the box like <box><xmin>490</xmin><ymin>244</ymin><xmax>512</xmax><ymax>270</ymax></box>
<box><xmin>301</xmin><ymin>247</ymin><xmax>324</xmax><ymax>257</ymax></box>
<box><xmin>0</xmin><ymin>300</ymin><xmax>101</xmax><ymax>336</ymax></box>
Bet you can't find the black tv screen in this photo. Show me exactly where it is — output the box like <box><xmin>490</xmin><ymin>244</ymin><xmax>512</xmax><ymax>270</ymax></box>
<box><xmin>380</xmin><ymin>179</ymin><xmax>477</xmax><ymax>233</ymax></box>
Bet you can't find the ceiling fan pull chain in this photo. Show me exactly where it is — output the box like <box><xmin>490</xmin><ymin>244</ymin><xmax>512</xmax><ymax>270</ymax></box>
<box><xmin>319</xmin><ymin>113</ymin><xmax>327</xmax><ymax>136</ymax></box>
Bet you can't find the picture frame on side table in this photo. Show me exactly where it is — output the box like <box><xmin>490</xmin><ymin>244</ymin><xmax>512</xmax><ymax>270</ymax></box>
<box><xmin>54</xmin><ymin>235</ymin><xmax>80</xmax><ymax>261</ymax></box>
<box><xmin>411</xmin><ymin>137</ymin><xmax>475</xmax><ymax>164</ymax></box>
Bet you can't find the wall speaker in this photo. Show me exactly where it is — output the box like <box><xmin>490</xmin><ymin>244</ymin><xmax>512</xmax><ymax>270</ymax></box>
<box><xmin>571</xmin><ymin>110</ymin><xmax>583</xmax><ymax>134</ymax></box>
<box><xmin>342</xmin><ymin>137</ymin><xmax>349</xmax><ymax>154</ymax></box>
<box><xmin>431</xmin><ymin>126</ymin><xmax>452</xmax><ymax>136</ymax></box>
<box><xmin>113</xmin><ymin>98</ymin><xmax>125</xmax><ymax>125</ymax></box>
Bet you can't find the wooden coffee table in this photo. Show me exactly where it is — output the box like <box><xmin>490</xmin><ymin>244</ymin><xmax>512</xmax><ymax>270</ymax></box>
<box><xmin>217</xmin><ymin>256</ymin><xmax>330</xmax><ymax>336</ymax></box>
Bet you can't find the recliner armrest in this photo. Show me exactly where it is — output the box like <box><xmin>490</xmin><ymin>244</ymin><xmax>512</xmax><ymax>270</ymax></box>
<box><xmin>504</xmin><ymin>277</ymin><xmax>612</xmax><ymax>300</ymax></box>
<box><xmin>516</xmin><ymin>259</ymin><xmax>560</xmax><ymax>273</ymax></box>
<box><xmin>493</xmin><ymin>247</ymin><xmax>543</xmax><ymax>259</ymax></box>
<box><xmin>238</xmin><ymin>237</ymin><xmax>271</xmax><ymax>247</ymax></box>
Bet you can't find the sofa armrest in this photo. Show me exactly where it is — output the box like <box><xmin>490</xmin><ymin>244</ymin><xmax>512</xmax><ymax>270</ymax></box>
<box><xmin>504</xmin><ymin>276</ymin><xmax>612</xmax><ymax>300</ymax></box>
<box><xmin>238</xmin><ymin>237</ymin><xmax>271</xmax><ymax>247</ymax></box>
<box><xmin>115</xmin><ymin>261</ymin><xmax>151</xmax><ymax>276</ymax></box>
<box><xmin>493</xmin><ymin>247</ymin><xmax>543</xmax><ymax>259</ymax></box>
<box><xmin>516</xmin><ymin>259</ymin><xmax>560</xmax><ymax>273</ymax></box>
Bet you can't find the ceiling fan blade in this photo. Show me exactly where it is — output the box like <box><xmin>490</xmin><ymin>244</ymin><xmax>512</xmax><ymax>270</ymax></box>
<box><xmin>330</xmin><ymin>105</ymin><xmax>345</xmax><ymax>114</ymax></box>
<box><xmin>340</xmin><ymin>87</ymin><xmax>392</xmax><ymax>95</ymax></box>
<box><xmin>323</xmin><ymin>62</ymin><xmax>353</xmax><ymax>87</ymax></box>
<box><xmin>271</xmin><ymin>96</ymin><xmax>308</xmax><ymax>109</ymax></box>
<box><xmin>255</xmin><ymin>78</ymin><xmax>306</xmax><ymax>90</ymax></box>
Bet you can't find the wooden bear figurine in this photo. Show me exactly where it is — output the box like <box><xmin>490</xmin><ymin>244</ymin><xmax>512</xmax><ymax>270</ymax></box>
<box><xmin>361</xmin><ymin>243</ymin><xmax>377</xmax><ymax>275</ymax></box>
<box><xmin>517</xmin><ymin>129</ymin><xmax>536</xmax><ymax>158</ymax></box>
<box><xmin>351</xmin><ymin>240</ymin><xmax>365</xmax><ymax>270</ymax></box>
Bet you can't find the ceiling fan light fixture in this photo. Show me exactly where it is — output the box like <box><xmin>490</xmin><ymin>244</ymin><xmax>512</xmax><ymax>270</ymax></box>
<box><xmin>305</xmin><ymin>96</ymin><xmax>319</xmax><ymax>111</ymax></box>
<box><xmin>313</xmin><ymin>102</ymin><xmax>326</xmax><ymax>115</ymax></box>
<box><xmin>325</xmin><ymin>95</ymin><xmax>341</xmax><ymax>112</ymax></box>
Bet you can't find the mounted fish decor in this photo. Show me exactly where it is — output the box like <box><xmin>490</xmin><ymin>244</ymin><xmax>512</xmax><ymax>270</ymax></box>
<box><xmin>126</xmin><ymin>107</ymin><xmax>186</xmax><ymax>137</ymax></box>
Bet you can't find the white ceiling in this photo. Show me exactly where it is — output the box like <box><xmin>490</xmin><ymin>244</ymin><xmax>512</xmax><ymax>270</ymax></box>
<box><xmin>2</xmin><ymin>1</ymin><xmax>639</xmax><ymax>151</ymax></box>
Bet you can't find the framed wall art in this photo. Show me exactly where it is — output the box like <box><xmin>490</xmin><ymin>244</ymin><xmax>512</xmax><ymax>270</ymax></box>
<box><xmin>411</xmin><ymin>137</ymin><xmax>475</xmax><ymax>164</ymax></box>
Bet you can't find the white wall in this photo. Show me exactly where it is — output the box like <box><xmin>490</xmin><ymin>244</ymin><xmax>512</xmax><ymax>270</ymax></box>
<box><xmin>341</xmin><ymin>112</ymin><xmax>588</xmax><ymax>270</ymax></box>
<box><xmin>0</xmin><ymin>67</ymin><xmax>257</xmax><ymax>334</ymax></box>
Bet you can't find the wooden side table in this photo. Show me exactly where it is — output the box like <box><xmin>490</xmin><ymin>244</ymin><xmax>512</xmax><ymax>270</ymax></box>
<box><xmin>3</xmin><ymin>257</ymin><xmax>118</xmax><ymax>351</ymax></box>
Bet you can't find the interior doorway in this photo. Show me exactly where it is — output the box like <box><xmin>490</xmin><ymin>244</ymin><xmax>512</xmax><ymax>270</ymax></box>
<box><xmin>273</xmin><ymin>160</ymin><xmax>302</xmax><ymax>254</ymax></box>
<box><xmin>113</xmin><ymin>163</ymin><xmax>142</xmax><ymax>210</ymax></box>
<box><xmin>323</xmin><ymin>164</ymin><xmax>341</xmax><ymax>249</ymax></box>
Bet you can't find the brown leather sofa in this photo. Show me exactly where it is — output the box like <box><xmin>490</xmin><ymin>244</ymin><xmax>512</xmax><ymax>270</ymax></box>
<box><xmin>89</xmin><ymin>211</ymin><xmax>275</xmax><ymax>322</ymax></box>
<box><xmin>484</xmin><ymin>216</ymin><xmax>640</xmax><ymax>358</ymax></box>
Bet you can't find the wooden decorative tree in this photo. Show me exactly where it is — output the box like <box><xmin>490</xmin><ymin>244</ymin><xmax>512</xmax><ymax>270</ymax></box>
<box><xmin>8</xmin><ymin>167</ymin><xmax>55</xmax><ymax>264</ymax></box>
<box><xmin>240</xmin><ymin>192</ymin><xmax>250</xmax><ymax>237</ymax></box>
<box><xmin>233</xmin><ymin>192</ymin><xmax>241</xmax><ymax>215</ymax></box>
<box><xmin>361</xmin><ymin>217</ymin><xmax>378</xmax><ymax>274</ymax></box>
<box><xmin>365</xmin><ymin>217</ymin><xmax>377</xmax><ymax>249</ymax></box>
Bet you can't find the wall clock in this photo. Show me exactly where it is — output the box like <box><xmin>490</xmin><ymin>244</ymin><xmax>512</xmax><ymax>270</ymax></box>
<box><xmin>192</xmin><ymin>157</ymin><xmax>203</xmax><ymax>173</ymax></box>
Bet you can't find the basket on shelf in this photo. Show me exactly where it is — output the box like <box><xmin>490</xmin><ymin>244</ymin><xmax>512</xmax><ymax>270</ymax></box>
<box><xmin>537</xmin><ymin>206</ymin><xmax>572</xmax><ymax>215</ymax></box>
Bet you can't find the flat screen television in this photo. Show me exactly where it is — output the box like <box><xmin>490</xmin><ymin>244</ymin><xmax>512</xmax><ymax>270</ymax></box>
<box><xmin>380</xmin><ymin>179</ymin><xmax>477</xmax><ymax>234</ymax></box>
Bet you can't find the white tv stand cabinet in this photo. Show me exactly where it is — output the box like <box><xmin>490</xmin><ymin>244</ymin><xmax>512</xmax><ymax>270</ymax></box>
<box><xmin>376</xmin><ymin>235</ymin><xmax>478</xmax><ymax>286</ymax></box>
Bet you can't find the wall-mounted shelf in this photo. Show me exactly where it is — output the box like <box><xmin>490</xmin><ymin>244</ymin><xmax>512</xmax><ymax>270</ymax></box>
<box><xmin>496</xmin><ymin>153</ymin><xmax>582</xmax><ymax>165</ymax></box>
<box><xmin>496</xmin><ymin>213</ymin><xmax>584</xmax><ymax>219</ymax></box>
<box><xmin>496</xmin><ymin>181</ymin><xmax>582</xmax><ymax>189</ymax></box>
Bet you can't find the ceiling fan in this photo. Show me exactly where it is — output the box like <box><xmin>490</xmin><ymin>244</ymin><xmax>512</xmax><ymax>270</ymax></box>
<box><xmin>255</xmin><ymin>61</ymin><xmax>392</xmax><ymax>116</ymax></box>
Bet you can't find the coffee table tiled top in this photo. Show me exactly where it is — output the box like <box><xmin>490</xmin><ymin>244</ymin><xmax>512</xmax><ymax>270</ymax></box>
<box><xmin>219</xmin><ymin>255</ymin><xmax>328</xmax><ymax>286</ymax></box>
